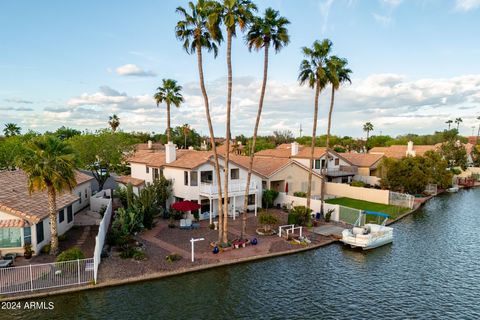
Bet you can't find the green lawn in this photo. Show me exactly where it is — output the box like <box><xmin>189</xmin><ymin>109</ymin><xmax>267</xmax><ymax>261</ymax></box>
<box><xmin>325</xmin><ymin>197</ymin><xmax>410</xmax><ymax>221</ymax></box>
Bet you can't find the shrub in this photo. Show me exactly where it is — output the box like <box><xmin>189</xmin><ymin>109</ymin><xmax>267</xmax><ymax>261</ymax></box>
<box><xmin>293</xmin><ymin>191</ymin><xmax>307</xmax><ymax>198</ymax></box>
<box><xmin>166</xmin><ymin>253</ymin><xmax>182</xmax><ymax>263</ymax></box>
<box><xmin>351</xmin><ymin>180</ymin><xmax>365</xmax><ymax>187</ymax></box>
<box><xmin>132</xmin><ymin>250</ymin><xmax>145</xmax><ymax>261</ymax></box>
<box><xmin>208</xmin><ymin>223</ymin><xmax>215</xmax><ymax>230</ymax></box>
<box><xmin>120</xmin><ymin>247</ymin><xmax>136</xmax><ymax>259</ymax></box>
<box><xmin>262</xmin><ymin>189</ymin><xmax>279</xmax><ymax>210</ymax></box>
<box><xmin>258</xmin><ymin>213</ymin><xmax>279</xmax><ymax>231</ymax></box>
<box><xmin>58</xmin><ymin>234</ymin><xmax>68</xmax><ymax>242</ymax></box>
<box><xmin>325</xmin><ymin>209</ymin><xmax>334</xmax><ymax>222</ymax></box>
<box><xmin>56</xmin><ymin>247</ymin><xmax>85</xmax><ymax>262</ymax></box>
<box><xmin>99</xmin><ymin>205</ymin><xmax>107</xmax><ymax>217</ymax></box>
<box><xmin>41</xmin><ymin>244</ymin><xmax>51</xmax><ymax>254</ymax></box>
<box><xmin>290</xmin><ymin>206</ymin><xmax>312</xmax><ymax>226</ymax></box>
<box><xmin>288</xmin><ymin>213</ymin><xmax>299</xmax><ymax>225</ymax></box>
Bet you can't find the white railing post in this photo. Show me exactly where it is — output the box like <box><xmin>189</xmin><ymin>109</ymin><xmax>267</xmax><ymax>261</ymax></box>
<box><xmin>29</xmin><ymin>264</ymin><xmax>33</xmax><ymax>291</ymax></box>
<box><xmin>300</xmin><ymin>227</ymin><xmax>303</xmax><ymax>238</ymax></box>
<box><xmin>77</xmin><ymin>259</ymin><xmax>81</xmax><ymax>285</ymax></box>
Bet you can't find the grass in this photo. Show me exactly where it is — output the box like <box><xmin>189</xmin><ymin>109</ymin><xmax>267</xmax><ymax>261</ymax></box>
<box><xmin>325</xmin><ymin>197</ymin><xmax>410</xmax><ymax>221</ymax></box>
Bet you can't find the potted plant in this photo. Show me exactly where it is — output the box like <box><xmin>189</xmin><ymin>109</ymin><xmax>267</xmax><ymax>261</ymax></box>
<box><xmin>24</xmin><ymin>244</ymin><xmax>34</xmax><ymax>259</ymax></box>
<box><xmin>256</xmin><ymin>212</ymin><xmax>279</xmax><ymax>236</ymax></box>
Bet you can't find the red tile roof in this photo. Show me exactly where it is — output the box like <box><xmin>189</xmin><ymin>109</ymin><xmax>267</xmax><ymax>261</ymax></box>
<box><xmin>369</xmin><ymin>145</ymin><xmax>438</xmax><ymax>159</ymax></box>
<box><xmin>0</xmin><ymin>219</ymin><xmax>26</xmax><ymax>228</ymax></box>
<box><xmin>340</xmin><ymin>153</ymin><xmax>385</xmax><ymax>168</ymax></box>
<box><xmin>115</xmin><ymin>176</ymin><xmax>145</xmax><ymax>187</ymax></box>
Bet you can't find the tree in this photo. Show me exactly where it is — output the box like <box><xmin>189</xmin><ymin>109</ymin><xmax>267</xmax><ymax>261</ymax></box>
<box><xmin>298</xmin><ymin>39</ymin><xmax>332</xmax><ymax>211</ymax></box>
<box><xmin>445</xmin><ymin>120</ymin><xmax>453</xmax><ymax>130</ymax></box>
<box><xmin>154</xmin><ymin>79</ymin><xmax>184</xmax><ymax>142</ymax></box>
<box><xmin>423</xmin><ymin>151</ymin><xmax>453</xmax><ymax>189</ymax></box>
<box><xmin>262</xmin><ymin>189</ymin><xmax>279</xmax><ymax>211</ymax></box>
<box><xmin>439</xmin><ymin>140</ymin><xmax>467</xmax><ymax>170</ymax></box>
<box><xmin>54</xmin><ymin>126</ymin><xmax>81</xmax><ymax>140</ymax></box>
<box><xmin>108</xmin><ymin>114</ymin><xmax>120</xmax><ymax>133</ymax></box>
<box><xmin>69</xmin><ymin>131</ymin><xmax>138</xmax><ymax>190</ymax></box>
<box><xmin>273</xmin><ymin>130</ymin><xmax>294</xmax><ymax>145</ymax></box>
<box><xmin>176</xmin><ymin>0</ymin><xmax>225</xmax><ymax>243</ymax></box>
<box><xmin>241</xmin><ymin>7</ymin><xmax>290</xmax><ymax>238</ymax></box>
<box><xmin>363</xmin><ymin>122</ymin><xmax>374</xmax><ymax>145</ymax></box>
<box><xmin>18</xmin><ymin>135</ymin><xmax>77</xmax><ymax>255</ymax></box>
<box><xmin>3</xmin><ymin>123</ymin><xmax>21</xmax><ymax>137</ymax></box>
<box><xmin>181</xmin><ymin>123</ymin><xmax>191</xmax><ymax>148</ymax></box>
<box><xmin>455</xmin><ymin>117</ymin><xmax>463</xmax><ymax>130</ymax></box>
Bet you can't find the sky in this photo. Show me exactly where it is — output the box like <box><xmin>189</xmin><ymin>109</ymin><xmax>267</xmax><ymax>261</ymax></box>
<box><xmin>1</xmin><ymin>0</ymin><xmax>480</xmax><ymax>138</ymax></box>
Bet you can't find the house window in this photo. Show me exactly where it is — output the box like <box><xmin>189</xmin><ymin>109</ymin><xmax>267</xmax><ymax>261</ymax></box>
<box><xmin>67</xmin><ymin>205</ymin><xmax>73</xmax><ymax>223</ymax></box>
<box><xmin>190</xmin><ymin>171</ymin><xmax>198</xmax><ymax>186</ymax></box>
<box><xmin>248</xmin><ymin>194</ymin><xmax>256</xmax><ymax>205</ymax></box>
<box><xmin>201</xmin><ymin>171</ymin><xmax>213</xmax><ymax>183</ymax></box>
<box><xmin>146</xmin><ymin>166</ymin><xmax>150</xmax><ymax>174</ymax></box>
<box><xmin>59</xmin><ymin>208</ymin><xmax>65</xmax><ymax>223</ymax></box>
<box><xmin>184</xmin><ymin>171</ymin><xmax>189</xmax><ymax>186</ymax></box>
<box><xmin>78</xmin><ymin>192</ymin><xmax>82</xmax><ymax>204</ymax></box>
<box><xmin>36</xmin><ymin>220</ymin><xmax>44</xmax><ymax>244</ymax></box>
<box><xmin>335</xmin><ymin>158</ymin><xmax>340</xmax><ymax>165</ymax></box>
<box><xmin>231</xmin><ymin>168</ymin><xmax>239</xmax><ymax>180</ymax></box>
<box><xmin>314</xmin><ymin>160</ymin><xmax>321</xmax><ymax>169</ymax></box>
<box><xmin>321</xmin><ymin>159</ymin><xmax>326</xmax><ymax>168</ymax></box>
<box><xmin>23</xmin><ymin>227</ymin><xmax>31</xmax><ymax>245</ymax></box>
<box><xmin>153</xmin><ymin>168</ymin><xmax>160</xmax><ymax>180</ymax></box>
<box><xmin>0</xmin><ymin>228</ymin><xmax>22</xmax><ymax>247</ymax></box>
<box><xmin>85</xmin><ymin>189</ymin><xmax>88</xmax><ymax>199</ymax></box>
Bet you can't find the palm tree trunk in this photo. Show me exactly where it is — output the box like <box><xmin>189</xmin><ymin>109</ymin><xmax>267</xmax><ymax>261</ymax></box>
<box><xmin>241</xmin><ymin>43</ymin><xmax>270</xmax><ymax>239</ymax></box>
<box><xmin>223</xmin><ymin>30</ymin><xmax>233</xmax><ymax>244</ymax></box>
<box><xmin>167</xmin><ymin>102</ymin><xmax>171</xmax><ymax>142</ymax></box>
<box><xmin>196</xmin><ymin>43</ymin><xmax>224</xmax><ymax>243</ymax></box>
<box><xmin>321</xmin><ymin>86</ymin><xmax>335</xmax><ymax>214</ymax></box>
<box><xmin>306</xmin><ymin>80</ymin><xmax>321</xmax><ymax>210</ymax></box>
<box><xmin>476</xmin><ymin>124</ymin><xmax>480</xmax><ymax>144</ymax></box>
<box><xmin>47</xmin><ymin>185</ymin><xmax>59</xmax><ymax>255</ymax></box>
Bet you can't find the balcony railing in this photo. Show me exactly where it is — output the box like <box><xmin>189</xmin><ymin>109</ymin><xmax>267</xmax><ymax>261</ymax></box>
<box><xmin>199</xmin><ymin>180</ymin><xmax>257</xmax><ymax>196</ymax></box>
<box><xmin>322</xmin><ymin>166</ymin><xmax>358</xmax><ymax>177</ymax></box>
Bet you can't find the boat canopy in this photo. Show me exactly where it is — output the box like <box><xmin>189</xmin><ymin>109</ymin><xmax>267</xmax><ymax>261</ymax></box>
<box><xmin>362</xmin><ymin>211</ymin><xmax>390</xmax><ymax>218</ymax></box>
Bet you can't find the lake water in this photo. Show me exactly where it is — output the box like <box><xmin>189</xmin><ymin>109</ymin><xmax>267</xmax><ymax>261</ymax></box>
<box><xmin>2</xmin><ymin>188</ymin><xmax>479</xmax><ymax>320</ymax></box>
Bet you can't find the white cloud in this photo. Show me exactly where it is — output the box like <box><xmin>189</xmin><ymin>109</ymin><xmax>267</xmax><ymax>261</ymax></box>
<box><xmin>455</xmin><ymin>0</ymin><xmax>480</xmax><ymax>11</ymax></box>
<box><xmin>372</xmin><ymin>13</ymin><xmax>392</xmax><ymax>26</ymax></box>
<box><xmin>318</xmin><ymin>0</ymin><xmax>334</xmax><ymax>34</ymax></box>
<box><xmin>380</xmin><ymin>0</ymin><xmax>403</xmax><ymax>7</ymax></box>
<box><xmin>115</xmin><ymin>64</ymin><xmax>156</xmax><ymax>77</ymax></box>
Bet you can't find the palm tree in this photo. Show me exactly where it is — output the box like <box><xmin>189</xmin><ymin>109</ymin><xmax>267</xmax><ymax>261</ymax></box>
<box><xmin>154</xmin><ymin>79</ymin><xmax>184</xmax><ymax>142</ymax></box>
<box><xmin>320</xmin><ymin>56</ymin><xmax>352</xmax><ymax>214</ymax></box>
<box><xmin>445</xmin><ymin>120</ymin><xmax>453</xmax><ymax>130</ymax></box>
<box><xmin>298</xmin><ymin>39</ymin><xmax>332</xmax><ymax>211</ymax></box>
<box><xmin>176</xmin><ymin>0</ymin><xmax>226</xmax><ymax>243</ymax></box>
<box><xmin>18</xmin><ymin>135</ymin><xmax>77</xmax><ymax>255</ymax></box>
<box><xmin>218</xmin><ymin>0</ymin><xmax>257</xmax><ymax>242</ymax></box>
<box><xmin>3</xmin><ymin>123</ymin><xmax>21</xmax><ymax>137</ymax></box>
<box><xmin>476</xmin><ymin>116</ymin><xmax>480</xmax><ymax>145</ymax></box>
<box><xmin>455</xmin><ymin>117</ymin><xmax>463</xmax><ymax>130</ymax></box>
<box><xmin>181</xmin><ymin>123</ymin><xmax>191</xmax><ymax>148</ymax></box>
<box><xmin>363</xmin><ymin>122</ymin><xmax>374</xmax><ymax>143</ymax></box>
<box><xmin>108</xmin><ymin>114</ymin><xmax>120</xmax><ymax>133</ymax></box>
<box><xmin>241</xmin><ymin>8</ymin><xmax>289</xmax><ymax>238</ymax></box>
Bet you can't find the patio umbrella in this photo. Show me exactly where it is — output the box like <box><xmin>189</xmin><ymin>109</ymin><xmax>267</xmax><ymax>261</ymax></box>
<box><xmin>285</xmin><ymin>182</ymin><xmax>289</xmax><ymax>194</ymax></box>
<box><xmin>171</xmin><ymin>201</ymin><xmax>201</xmax><ymax>212</ymax></box>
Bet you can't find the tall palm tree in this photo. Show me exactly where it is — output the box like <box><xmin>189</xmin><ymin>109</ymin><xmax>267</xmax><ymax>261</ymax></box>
<box><xmin>181</xmin><ymin>123</ymin><xmax>191</xmax><ymax>148</ymax></box>
<box><xmin>445</xmin><ymin>120</ymin><xmax>453</xmax><ymax>130</ymax></box>
<box><xmin>298</xmin><ymin>39</ymin><xmax>332</xmax><ymax>211</ymax></box>
<box><xmin>176</xmin><ymin>0</ymin><xmax>226</xmax><ymax>243</ymax></box>
<box><xmin>320</xmin><ymin>56</ymin><xmax>352</xmax><ymax>214</ymax></box>
<box><xmin>363</xmin><ymin>122</ymin><xmax>374</xmax><ymax>144</ymax></box>
<box><xmin>108</xmin><ymin>114</ymin><xmax>120</xmax><ymax>133</ymax></box>
<box><xmin>476</xmin><ymin>116</ymin><xmax>480</xmax><ymax>145</ymax></box>
<box><xmin>18</xmin><ymin>135</ymin><xmax>77</xmax><ymax>255</ymax></box>
<box><xmin>241</xmin><ymin>8</ymin><xmax>289</xmax><ymax>238</ymax></box>
<box><xmin>217</xmin><ymin>0</ymin><xmax>257</xmax><ymax>242</ymax></box>
<box><xmin>455</xmin><ymin>117</ymin><xmax>463</xmax><ymax>130</ymax></box>
<box><xmin>3</xmin><ymin>123</ymin><xmax>21</xmax><ymax>137</ymax></box>
<box><xmin>154</xmin><ymin>79</ymin><xmax>184</xmax><ymax>142</ymax></box>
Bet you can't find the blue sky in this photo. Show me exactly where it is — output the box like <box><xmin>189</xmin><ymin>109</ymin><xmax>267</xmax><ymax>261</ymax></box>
<box><xmin>1</xmin><ymin>0</ymin><xmax>480</xmax><ymax>138</ymax></box>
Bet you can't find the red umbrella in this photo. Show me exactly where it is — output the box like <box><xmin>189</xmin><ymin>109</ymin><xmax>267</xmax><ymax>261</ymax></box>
<box><xmin>285</xmin><ymin>182</ymin><xmax>289</xmax><ymax>194</ymax></box>
<box><xmin>171</xmin><ymin>201</ymin><xmax>201</xmax><ymax>212</ymax></box>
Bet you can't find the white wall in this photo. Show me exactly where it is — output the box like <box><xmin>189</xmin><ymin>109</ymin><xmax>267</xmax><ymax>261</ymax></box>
<box><xmin>72</xmin><ymin>181</ymin><xmax>92</xmax><ymax>214</ymax></box>
<box><xmin>131</xmin><ymin>163</ymin><xmax>154</xmax><ymax>184</ymax></box>
<box><xmin>90</xmin><ymin>189</ymin><xmax>112</xmax><ymax>212</ymax></box>
<box><xmin>274</xmin><ymin>192</ymin><xmax>340</xmax><ymax>222</ymax></box>
<box><xmin>325</xmin><ymin>182</ymin><xmax>390</xmax><ymax>204</ymax></box>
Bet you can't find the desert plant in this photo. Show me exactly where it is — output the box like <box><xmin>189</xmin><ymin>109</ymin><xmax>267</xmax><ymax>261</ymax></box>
<box><xmin>262</xmin><ymin>189</ymin><xmax>279</xmax><ymax>211</ymax></box>
<box><xmin>166</xmin><ymin>253</ymin><xmax>182</xmax><ymax>263</ymax></box>
<box><xmin>258</xmin><ymin>212</ymin><xmax>279</xmax><ymax>232</ymax></box>
<box><xmin>351</xmin><ymin>180</ymin><xmax>365</xmax><ymax>187</ymax></box>
<box><xmin>325</xmin><ymin>209</ymin><xmax>334</xmax><ymax>222</ymax></box>
<box><xmin>41</xmin><ymin>244</ymin><xmax>51</xmax><ymax>254</ymax></box>
<box><xmin>293</xmin><ymin>191</ymin><xmax>307</xmax><ymax>198</ymax></box>
<box><xmin>56</xmin><ymin>247</ymin><xmax>85</xmax><ymax>262</ymax></box>
<box><xmin>290</xmin><ymin>206</ymin><xmax>312</xmax><ymax>226</ymax></box>
<box><xmin>24</xmin><ymin>244</ymin><xmax>34</xmax><ymax>259</ymax></box>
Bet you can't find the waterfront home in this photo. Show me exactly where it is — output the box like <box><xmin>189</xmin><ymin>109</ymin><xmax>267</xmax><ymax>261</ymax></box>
<box><xmin>256</xmin><ymin>142</ymin><xmax>356</xmax><ymax>183</ymax></box>
<box><xmin>340</xmin><ymin>153</ymin><xmax>385</xmax><ymax>186</ymax></box>
<box><xmin>369</xmin><ymin>141</ymin><xmax>437</xmax><ymax>159</ymax></box>
<box><xmin>0</xmin><ymin>170</ymin><xmax>93</xmax><ymax>256</ymax></box>
<box><xmin>120</xmin><ymin>142</ymin><xmax>263</xmax><ymax>221</ymax></box>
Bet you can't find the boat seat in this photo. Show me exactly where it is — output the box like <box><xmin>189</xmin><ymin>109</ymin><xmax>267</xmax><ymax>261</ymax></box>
<box><xmin>352</xmin><ymin>227</ymin><xmax>365</xmax><ymax>235</ymax></box>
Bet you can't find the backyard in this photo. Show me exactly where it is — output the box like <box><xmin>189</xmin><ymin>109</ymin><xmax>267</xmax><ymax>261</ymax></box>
<box><xmin>325</xmin><ymin>197</ymin><xmax>410</xmax><ymax>221</ymax></box>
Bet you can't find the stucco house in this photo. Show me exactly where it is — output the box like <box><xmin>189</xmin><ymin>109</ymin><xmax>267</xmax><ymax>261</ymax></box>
<box><xmin>256</xmin><ymin>142</ymin><xmax>356</xmax><ymax>183</ymax></box>
<box><xmin>0</xmin><ymin>170</ymin><xmax>93</xmax><ymax>256</ymax></box>
<box><xmin>340</xmin><ymin>153</ymin><xmax>385</xmax><ymax>186</ymax></box>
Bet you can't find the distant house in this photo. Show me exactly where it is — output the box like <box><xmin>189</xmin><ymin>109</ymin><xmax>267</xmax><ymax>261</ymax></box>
<box><xmin>340</xmin><ymin>153</ymin><xmax>385</xmax><ymax>186</ymax></box>
<box><xmin>256</xmin><ymin>142</ymin><xmax>356</xmax><ymax>183</ymax></box>
<box><xmin>369</xmin><ymin>141</ymin><xmax>437</xmax><ymax>159</ymax></box>
<box><xmin>468</xmin><ymin>136</ymin><xmax>478</xmax><ymax>145</ymax></box>
<box><xmin>0</xmin><ymin>170</ymin><xmax>93</xmax><ymax>255</ymax></box>
<box><xmin>134</xmin><ymin>140</ymin><xmax>164</xmax><ymax>153</ymax></box>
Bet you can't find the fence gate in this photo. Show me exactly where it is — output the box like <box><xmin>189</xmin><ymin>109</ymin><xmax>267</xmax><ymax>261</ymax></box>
<box><xmin>338</xmin><ymin>206</ymin><xmax>362</xmax><ymax>225</ymax></box>
<box><xmin>424</xmin><ymin>184</ymin><xmax>438</xmax><ymax>196</ymax></box>
<box><xmin>389</xmin><ymin>191</ymin><xmax>414</xmax><ymax>209</ymax></box>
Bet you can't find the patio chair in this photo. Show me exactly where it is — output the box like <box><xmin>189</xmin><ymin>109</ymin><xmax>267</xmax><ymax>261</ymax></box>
<box><xmin>3</xmin><ymin>253</ymin><xmax>17</xmax><ymax>262</ymax></box>
<box><xmin>0</xmin><ymin>259</ymin><xmax>12</xmax><ymax>268</ymax></box>
<box><xmin>180</xmin><ymin>219</ymin><xmax>192</xmax><ymax>230</ymax></box>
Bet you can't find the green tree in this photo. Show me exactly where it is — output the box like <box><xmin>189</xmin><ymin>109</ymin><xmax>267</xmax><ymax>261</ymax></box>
<box><xmin>18</xmin><ymin>135</ymin><xmax>77</xmax><ymax>255</ymax></box>
<box><xmin>273</xmin><ymin>130</ymin><xmax>294</xmax><ymax>144</ymax></box>
<box><xmin>445</xmin><ymin>119</ymin><xmax>453</xmax><ymax>130</ymax></box>
<box><xmin>242</xmin><ymin>7</ymin><xmax>289</xmax><ymax>238</ymax></box>
<box><xmin>108</xmin><ymin>114</ymin><xmax>120</xmax><ymax>133</ymax></box>
<box><xmin>454</xmin><ymin>117</ymin><xmax>463</xmax><ymax>130</ymax></box>
<box><xmin>154</xmin><ymin>79</ymin><xmax>184</xmax><ymax>142</ymax></box>
<box><xmin>176</xmin><ymin>0</ymin><xmax>225</xmax><ymax>243</ymax></box>
<box><xmin>3</xmin><ymin>123</ymin><xmax>21</xmax><ymax>137</ymax></box>
<box><xmin>181</xmin><ymin>123</ymin><xmax>191</xmax><ymax>149</ymax></box>
<box><xmin>262</xmin><ymin>189</ymin><xmax>279</xmax><ymax>211</ymax></box>
<box><xmin>298</xmin><ymin>39</ymin><xmax>332</xmax><ymax>211</ymax></box>
<box><xmin>54</xmin><ymin>126</ymin><xmax>81</xmax><ymax>140</ymax></box>
<box><xmin>423</xmin><ymin>151</ymin><xmax>453</xmax><ymax>188</ymax></box>
<box><xmin>363</xmin><ymin>122</ymin><xmax>374</xmax><ymax>145</ymax></box>
<box><xmin>439</xmin><ymin>140</ymin><xmax>467</xmax><ymax>170</ymax></box>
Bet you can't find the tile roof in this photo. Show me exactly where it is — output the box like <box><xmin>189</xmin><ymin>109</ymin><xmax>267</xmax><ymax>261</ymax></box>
<box><xmin>115</xmin><ymin>176</ymin><xmax>145</xmax><ymax>187</ymax></box>
<box><xmin>228</xmin><ymin>155</ymin><xmax>291</xmax><ymax>177</ymax></box>
<box><xmin>0</xmin><ymin>219</ymin><xmax>26</xmax><ymax>228</ymax></box>
<box><xmin>369</xmin><ymin>145</ymin><xmax>438</xmax><ymax>159</ymax></box>
<box><xmin>255</xmin><ymin>148</ymin><xmax>293</xmax><ymax>158</ymax></box>
<box><xmin>0</xmin><ymin>170</ymin><xmax>90</xmax><ymax>224</ymax></box>
<box><xmin>293</xmin><ymin>147</ymin><xmax>328</xmax><ymax>159</ymax></box>
<box><xmin>340</xmin><ymin>153</ymin><xmax>385</xmax><ymax>168</ymax></box>
<box><xmin>135</xmin><ymin>142</ymin><xmax>165</xmax><ymax>152</ymax></box>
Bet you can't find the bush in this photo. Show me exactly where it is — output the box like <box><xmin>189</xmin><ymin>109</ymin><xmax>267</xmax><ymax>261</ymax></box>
<box><xmin>56</xmin><ymin>247</ymin><xmax>85</xmax><ymax>262</ymax></box>
<box><xmin>99</xmin><ymin>205</ymin><xmax>107</xmax><ymax>217</ymax></box>
<box><xmin>58</xmin><ymin>234</ymin><xmax>68</xmax><ymax>242</ymax></box>
<box><xmin>166</xmin><ymin>253</ymin><xmax>182</xmax><ymax>263</ymax></box>
<box><xmin>351</xmin><ymin>180</ymin><xmax>365</xmax><ymax>187</ymax></box>
<box><xmin>262</xmin><ymin>189</ymin><xmax>279</xmax><ymax>210</ymax></box>
<box><xmin>41</xmin><ymin>244</ymin><xmax>51</xmax><ymax>254</ymax></box>
<box><xmin>290</xmin><ymin>206</ymin><xmax>312</xmax><ymax>226</ymax></box>
<box><xmin>293</xmin><ymin>191</ymin><xmax>307</xmax><ymax>198</ymax></box>
<box><xmin>208</xmin><ymin>223</ymin><xmax>215</xmax><ymax>230</ymax></box>
<box><xmin>288</xmin><ymin>213</ymin><xmax>299</xmax><ymax>225</ymax></box>
<box><xmin>132</xmin><ymin>250</ymin><xmax>145</xmax><ymax>261</ymax></box>
<box><xmin>325</xmin><ymin>209</ymin><xmax>334</xmax><ymax>222</ymax></box>
<box><xmin>258</xmin><ymin>212</ymin><xmax>279</xmax><ymax>231</ymax></box>
<box><xmin>120</xmin><ymin>247</ymin><xmax>136</xmax><ymax>259</ymax></box>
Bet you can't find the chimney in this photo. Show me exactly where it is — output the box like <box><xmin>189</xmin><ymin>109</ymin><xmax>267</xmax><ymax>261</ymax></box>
<box><xmin>188</xmin><ymin>146</ymin><xmax>194</xmax><ymax>150</ymax></box>
<box><xmin>166</xmin><ymin>141</ymin><xmax>176</xmax><ymax>163</ymax></box>
<box><xmin>291</xmin><ymin>142</ymin><xmax>299</xmax><ymax>156</ymax></box>
<box><xmin>147</xmin><ymin>140</ymin><xmax>152</xmax><ymax>149</ymax></box>
<box><xmin>406</xmin><ymin>141</ymin><xmax>415</xmax><ymax>156</ymax></box>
